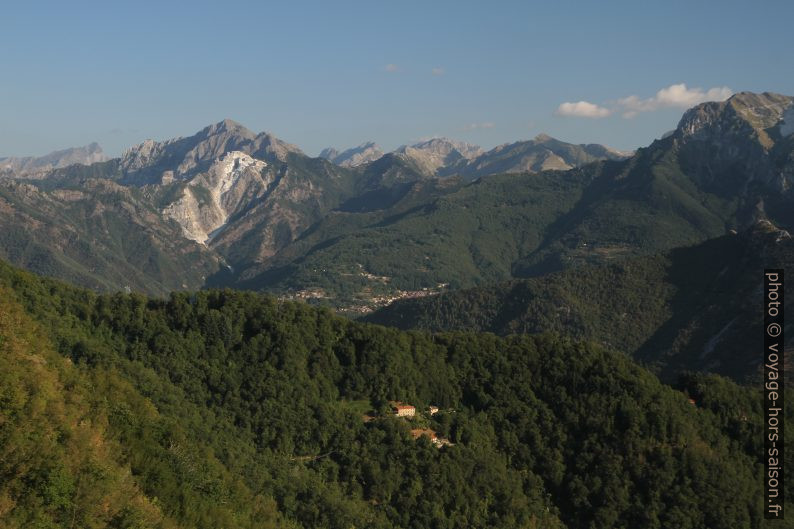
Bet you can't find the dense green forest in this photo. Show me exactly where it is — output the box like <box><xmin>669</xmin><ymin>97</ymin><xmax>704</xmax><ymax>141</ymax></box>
<box><xmin>365</xmin><ymin>222</ymin><xmax>794</xmax><ymax>384</ymax></box>
<box><xmin>0</xmin><ymin>258</ymin><xmax>790</xmax><ymax>528</ymax></box>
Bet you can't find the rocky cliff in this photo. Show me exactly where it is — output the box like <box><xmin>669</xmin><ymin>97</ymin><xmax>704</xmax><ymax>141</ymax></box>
<box><xmin>674</xmin><ymin>91</ymin><xmax>794</xmax><ymax>196</ymax></box>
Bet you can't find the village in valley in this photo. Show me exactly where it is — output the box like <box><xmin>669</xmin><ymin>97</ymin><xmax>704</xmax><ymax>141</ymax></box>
<box><xmin>277</xmin><ymin>263</ymin><xmax>450</xmax><ymax>316</ymax></box>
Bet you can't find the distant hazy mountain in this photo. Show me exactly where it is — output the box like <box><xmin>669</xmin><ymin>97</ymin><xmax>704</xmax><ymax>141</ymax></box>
<box><xmin>319</xmin><ymin>142</ymin><xmax>384</xmax><ymax>167</ymax></box>
<box><xmin>460</xmin><ymin>134</ymin><xmax>632</xmax><ymax>178</ymax></box>
<box><xmin>393</xmin><ymin>138</ymin><xmax>484</xmax><ymax>176</ymax></box>
<box><xmin>321</xmin><ymin>135</ymin><xmax>630</xmax><ymax>178</ymax></box>
<box><xmin>0</xmin><ymin>142</ymin><xmax>107</xmax><ymax>177</ymax></box>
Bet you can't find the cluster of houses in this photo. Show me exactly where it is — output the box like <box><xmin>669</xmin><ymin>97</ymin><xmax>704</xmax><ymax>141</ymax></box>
<box><xmin>279</xmin><ymin>287</ymin><xmax>328</xmax><ymax>301</ymax></box>
<box><xmin>391</xmin><ymin>402</ymin><xmax>440</xmax><ymax>418</ymax></box>
<box><xmin>344</xmin><ymin>288</ymin><xmax>445</xmax><ymax>315</ymax></box>
<box><xmin>390</xmin><ymin>402</ymin><xmax>452</xmax><ymax>448</ymax></box>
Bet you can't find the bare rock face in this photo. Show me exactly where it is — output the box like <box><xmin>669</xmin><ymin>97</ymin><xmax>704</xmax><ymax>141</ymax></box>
<box><xmin>163</xmin><ymin>151</ymin><xmax>272</xmax><ymax>244</ymax></box>
<box><xmin>120</xmin><ymin>119</ymin><xmax>301</xmax><ymax>185</ymax></box>
<box><xmin>209</xmin><ymin>160</ymin><xmax>344</xmax><ymax>266</ymax></box>
<box><xmin>0</xmin><ymin>143</ymin><xmax>107</xmax><ymax>177</ymax></box>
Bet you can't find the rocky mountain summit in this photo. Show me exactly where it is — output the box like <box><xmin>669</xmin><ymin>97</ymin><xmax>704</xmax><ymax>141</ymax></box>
<box><xmin>119</xmin><ymin>119</ymin><xmax>302</xmax><ymax>185</ymax></box>
<box><xmin>672</xmin><ymin>91</ymin><xmax>794</xmax><ymax>197</ymax></box>
<box><xmin>0</xmin><ymin>142</ymin><xmax>107</xmax><ymax>177</ymax></box>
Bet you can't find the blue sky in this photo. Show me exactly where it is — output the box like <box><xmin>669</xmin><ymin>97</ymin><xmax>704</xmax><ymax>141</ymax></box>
<box><xmin>2</xmin><ymin>0</ymin><xmax>793</xmax><ymax>157</ymax></box>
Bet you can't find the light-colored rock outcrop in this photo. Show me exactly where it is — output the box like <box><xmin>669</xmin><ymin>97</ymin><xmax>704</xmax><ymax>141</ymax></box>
<box><xmin>163</xmin><ymin>151</ymin><xmax>271</xmax><ymax>244</ymax></box>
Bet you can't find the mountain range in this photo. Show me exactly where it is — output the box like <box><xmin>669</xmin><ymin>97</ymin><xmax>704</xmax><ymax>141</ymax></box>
<box><xmin>0</xmin><ymin>118</ymin><xmax>629</xmax><ymax>295</ymax></box>
<box><xmin>0</xmin><ymin>91</ymin><xmax>792</xmax><ymax>383</ymax></box>
<box><xmin>234</xmin><ymin>92</ymin><xmax>794</xmax><ymax>311</ymax></box>
<box><xmin>320</xmin><ymin>134</ymin><xmax>631</xmax><ymax>177</ymax></box>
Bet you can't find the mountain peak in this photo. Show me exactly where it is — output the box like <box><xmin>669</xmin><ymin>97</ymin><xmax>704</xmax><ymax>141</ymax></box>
<box><xmin>120</xmin><ymin>120</ymin><xmax>301</xmax><ymax>184</ymax></box>
<box><xmin>218</xmin><ymin>117</ymin><xmax>243</xmax><ymax>128</ymax></box>
<box><xmin>677</xmin><ymin>91</ymin><xmax>794</xmax><ymax>147</ymax></box>
<box><xmin>532</xmin><ymin>133</ymin><xmax>555</xmax><ymax>143</ymax></box>
<box><xmin>728</xmin><ymin>90</ymin><xmax>790</xmax><ymax>106</ymax></box>
<box><xmin>408</xmin><ymin>137</ymin><xmax>481</xmax><ymax>155</ymax></box>
<box><xmin>201</xmin><ymin>118</ymin><xmax>256</xmax><ymax>139</ymax></box>
<box><xmin>667</xmin><ymin>90</ymin><xmax>794</xmax><ymax>200</ymax></box>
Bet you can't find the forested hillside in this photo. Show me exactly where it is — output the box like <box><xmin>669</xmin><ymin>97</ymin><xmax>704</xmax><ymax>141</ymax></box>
<box><xmin>365</xmin><ymin>220</ymin><xmax>794</xmax><ymax>384</ymax></box>
<box><xmin>0</xmin><ymin>259</ymin><xmax>789</xmax><ymax>528</ymax></box>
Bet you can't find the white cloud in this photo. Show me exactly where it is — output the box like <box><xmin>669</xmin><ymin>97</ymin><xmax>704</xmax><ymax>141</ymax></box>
<box><xmin>384</xmin><ymin>63</ymin><xmax>399</xmax><ymax>72</ymax></box>
<box><xmin>462</xmin><ymin>122</ymin><xmax>495</xmax><ymax>131</ymax></box>
<box><xmin>555</xmin><ymin>101</ymin><xmax>611</xmax><ymax>118</ymax></box>
<box><xmin>656</xmin><ymin>84</ymin><xmax>733</xmax><ymax>107</ymax></box>
<box><xmin>555</xmin><ymin>83</ymin><xmax>734</xmax><ymax>120</ymax></box>
<box><xmin>431</xmin><ymin>67</ymin><xmax>445</xmax><ymax>76</ymax></box>
<box><xmin>617</xmin><ymin>83</ymin><xmax>733</xmax><ymax>118</ymax></box>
